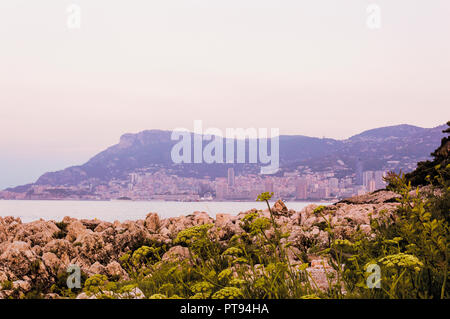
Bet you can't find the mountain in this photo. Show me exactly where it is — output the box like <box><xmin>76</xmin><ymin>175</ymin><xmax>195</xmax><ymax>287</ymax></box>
<box><xmin>290</xmin><ymin>124</ymin><xmax>447</xmax><ymax>178</ymax></box>
<box><xmin>5</xmin><ymin>123</ymin><xmax>448</xmax><ymax>192</ymax></box>
<box><xmin>349</xmin><ymin>124</ymin><xmax>427</xmax><ymax>140</ymax></box>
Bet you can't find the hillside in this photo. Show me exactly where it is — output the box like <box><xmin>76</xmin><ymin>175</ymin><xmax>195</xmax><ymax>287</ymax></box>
<box><xmin>5</xmin><ymin>123</ymin><xmax>447</xmax><ymax>192</ymax></box>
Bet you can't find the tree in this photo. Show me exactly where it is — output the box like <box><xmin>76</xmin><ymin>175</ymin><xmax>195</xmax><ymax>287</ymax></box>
<box><xmin>406</xmin><ymin>121</ymin><xmax>450</xmax><ymax>186</ymax></box>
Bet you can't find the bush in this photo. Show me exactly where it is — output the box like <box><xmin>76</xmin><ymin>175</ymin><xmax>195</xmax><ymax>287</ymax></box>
<box><xmin>112</xmin><ymin>180</ymin><xmax>448</xmax><ymax>299</ymax></box>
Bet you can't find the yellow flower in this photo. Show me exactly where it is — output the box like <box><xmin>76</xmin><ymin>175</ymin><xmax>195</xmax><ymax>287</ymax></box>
<box><xmin>378</xmin><ymin>253</ymin><xmax>423</xmax><ymax>272</ymax></box>
<box><xmin>212</xmin><ymin>287</ymin><xmax>243</xmax><ymax>299</ymax></box>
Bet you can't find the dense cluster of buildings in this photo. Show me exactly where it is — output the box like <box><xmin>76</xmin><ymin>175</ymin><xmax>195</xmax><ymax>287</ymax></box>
<box><xmin>214</xmin><ymin>168</ymin><xmax>386</xmax><ymax>201</ymax></box>
<box><xmin>0</xmin><ymin>167</ymin><xmax>387</xmax><ymax>201</ymax></box>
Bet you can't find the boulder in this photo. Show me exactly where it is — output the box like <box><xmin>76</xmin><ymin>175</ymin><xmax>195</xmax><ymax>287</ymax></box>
<box><xmin>339</xmin><ymin>190</ymin><xmax>400</xmax><ymax>204</ymax></box>
<box><xmin>192</xmin><ymin>211</ymin><xmax>213</xmax><ymax>225</ymax></box>
<box><xmin>76</xmin><ymin>292</ymin><xmax>90</xmax><ymax>299</ymax></box>
<box><xmin>217</xmin><ymin>213</ymin><xmax>235</xmax><ymax>226</ymax></box>
<box><xmin>88</xmin><ymin>262</ymin><xmax>106</xmax><ymax>275</ymax></box>
<box><xmin>42</xmin><ymin>252</ymin><xmax>61</xmax><ymax>274</ymax></box>
<box><xmin>0</xmin><ymin>241</ymin><xmax>38</xmax><ymax>278</ymax></box>
<box><xmin>13</xmin><ymin>220</ymin><xmax>59</xmax><ymax>247</ymax></box>
<box><xmin>144</xmin><ymin>213</ymin><xmax>160</xmax><ymax>233</ymax></box>
<box><xmin>271</xmin><ymin>199</ymin><xmax>290</xmax><ymax>216</ymax></box>
<box><xmin>13</xmin><ymin>280</ymin><xmax>31</xmax><ymax>292</ymax></box>
<box><xmin>81</xmin><ymin>219</ymin><xmax>101</xmax><ymax>231</ymax></box>
<box><xmin>0</xmin><ymin>270</ymin><xmax>8</xmax><ymax>282</ymax></box>
<box><xmin>75</xmin><ymin>233</ymin><xmax>108</xmax><ymax>264</ymax></box>
<box><xmin>105</xmin><ymin>261</ymin><xmax>129</xmax><ymax>280</ymax></box>
<box><xmin>121</xmin><ymin>287</ymin><xmax>145</xmax><ymax>299</ymax></box>
<box><xmin>66</xmin><ymin>221</ymin><xmax>88</xmax><ymax>242</ymax></box>
<box><xmin>94</xmin><ymin>222</ymin><xmax>113</xmax><ymax>233</ymax></box>
<box><xmin>43</xmin><ymin>239</ymin><xmax>75</xmax><ymax>265</ymax></box>
<box><xmin>162</xmin><ymin>246</ymin><xmax>190</xmax><ymax>262</ymax></box>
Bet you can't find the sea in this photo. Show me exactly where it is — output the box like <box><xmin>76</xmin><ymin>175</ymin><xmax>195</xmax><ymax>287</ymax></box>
<box><xmin>0</xmin><ymin>200</ymin><xmax>332</xmax><ymax>223</ymax></box>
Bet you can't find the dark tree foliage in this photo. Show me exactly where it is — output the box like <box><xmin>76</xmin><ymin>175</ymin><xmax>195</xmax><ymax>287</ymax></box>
<box><xmin>406</xmin><ymin>121</ymin><xmax>450</xmax><ymax>186</ymax></box>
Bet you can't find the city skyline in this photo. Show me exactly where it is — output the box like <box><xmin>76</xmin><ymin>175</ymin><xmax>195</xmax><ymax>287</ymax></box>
<box><xmin>0</xmin><ymin>165</ymin><xmax>388</xmax><ymax>202</ymax></box>
<box><xmin>1</xmin><ymin>1</ymin><xmax>450</xmax><ymax>189</ymax></box>
<box><xmin>0</xmin><ymin>121</ymin><xmax>445</xmax><ymax>190</ymax></box>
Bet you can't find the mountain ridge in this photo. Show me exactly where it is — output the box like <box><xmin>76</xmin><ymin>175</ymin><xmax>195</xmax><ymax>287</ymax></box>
<box><xmin>5</xmin><ymin>123</ymin><xmax>447</xmax><ymax>192</ymax></box>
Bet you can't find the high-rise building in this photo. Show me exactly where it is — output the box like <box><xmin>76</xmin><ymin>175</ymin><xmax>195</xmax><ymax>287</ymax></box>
<box><xmin>355</xmin><ymin>159</ymin><xmax>363</xmax><ymax>185</ymax></box>
<box><xmin>264</xmin><ymin>179</ymin><xmax>274</xmax><ymax>193</ymax></box>
<box><xmin>374</xmin><ymin>171</ymin><xmax>386</xmax><ymax>189</ymax></box>
<box><xmin>363</xmin><ymin>170</ymin><xmax>386</xmax><ymax>191</ymax></box>
<box><xmin>295</xmin><ymin>179</ymin><xmax>308</xmax><ymax>199</ymax></box>
<box><xmin>130</xmin><ymin>173</ymin><xmax>138</xmax><ymax>184</ymax></box>
<box><xmin>215</xmin><ymin>183</ymin><xmax>227</xmax><ymax>200</ymax></box>
<box><xmin>329</xmin><ymin>178</ymin><xmax>339</xmax><ymax>189</ymax></box>
<box><xmin>227</xmin><ymin>167</ymin><xmax>235</xmax><ymax>187</ymax></box>
<box><xmin>368</xmin><ymin>179</ymin><xmax>376</xmax><ymax>192</ymax></box>
<box><xmin>317</xmin><ymin>187</ymin><xmax>329</xmax><ymax>199</ymax></box>
<box><xmin>363</xmin><ymin>171</ymin><xmax>373</xmax><ymax>189</ymax></box>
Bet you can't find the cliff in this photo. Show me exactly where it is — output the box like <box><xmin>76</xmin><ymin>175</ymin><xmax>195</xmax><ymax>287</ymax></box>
<box><xmin>5</xmin><ymin>123</ymin><xmax>447</xmax><ymax>192</ymax></box>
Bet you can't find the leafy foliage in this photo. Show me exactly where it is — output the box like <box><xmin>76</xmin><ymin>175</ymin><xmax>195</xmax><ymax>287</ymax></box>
<box><xmin>406</xmin><ymin>121</ymin><xmax>450</xmax><ymax>186</ymax></box>
<box><xmin>107</xmin><ymin>177</ymin><xmax>447</xmax><ymax>299</ymax></box>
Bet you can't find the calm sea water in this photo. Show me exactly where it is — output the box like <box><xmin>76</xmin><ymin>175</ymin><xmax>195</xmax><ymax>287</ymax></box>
<box><xmin>0</xmin><ymin>200</ymin><xmax>331</xmax><ymax>223</ymax></box>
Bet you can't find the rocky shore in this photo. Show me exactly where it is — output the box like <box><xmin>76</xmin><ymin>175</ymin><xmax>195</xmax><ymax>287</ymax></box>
<box><xmin>0</xmin><ymin>190</ymin><xmax>400</xmax><ymax>299</ymax></box>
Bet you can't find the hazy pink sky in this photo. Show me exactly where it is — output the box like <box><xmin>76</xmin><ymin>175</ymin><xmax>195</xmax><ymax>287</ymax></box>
<box><xmin>1</xmin><ymin>0</ymin><xmax>449</xmax><ymax>188</ymax></box>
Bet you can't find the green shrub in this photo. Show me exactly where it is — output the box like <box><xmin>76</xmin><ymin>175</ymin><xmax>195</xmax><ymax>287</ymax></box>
<box><xmin>1</xmin><ymin>280</ymin><xmax>13</xmax><ymax>290</ymax></box>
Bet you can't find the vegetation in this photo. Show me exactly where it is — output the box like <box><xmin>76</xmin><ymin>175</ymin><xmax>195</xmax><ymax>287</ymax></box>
<box><xmin>75</xmin><ymin>169</ymin><xmax>448</xmax><ymax>299</ymax></box>
<box><xmin>80</xmin><ymin>192</ymin><xmax>317</xmax><ymax>299</ymax></box>
<box><xmin>3</xmin><ymin>175</ymin><xmax>448</xmax><ymax>299</ymax></box>
<box><xmin>2</xmin><ymin>128</ymin><xmax>448</xmax><ymax>299</ymax></box>
<box><xmin>406</xmin><ymin>121</ymin><xmax>449</xmax><ymax>186</ymax></box>
<box><xmin>340</xmin><ymin>171</ymin><xmax>449</xmax><ymax>298</ymax></box>
<box><xmin>52</xmin><ymin>221</ymin><xmax>68</xmax><ymax>239</ymax></box>
<box><xmin>74</xmin><ymin>134</ymin><xmax>449</xmax><ymax>299</ymax></box>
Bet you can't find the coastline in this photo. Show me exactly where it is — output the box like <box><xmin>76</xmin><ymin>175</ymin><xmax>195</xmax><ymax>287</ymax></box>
<box><xmin>0</xmin><ymin>200</ymin><xmax>333</xmax><ymax>223</ymax></box>
<box><xmin>0</xmin><ymin>190</ymin><xmax>399</xmax><ymax>299</ymax></box>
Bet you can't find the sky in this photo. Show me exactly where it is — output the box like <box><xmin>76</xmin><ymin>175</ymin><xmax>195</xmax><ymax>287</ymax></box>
<box><xmin>0</xmin><ymin>0</ymin><xmax>449</xmax><ymax>189</ymax></box>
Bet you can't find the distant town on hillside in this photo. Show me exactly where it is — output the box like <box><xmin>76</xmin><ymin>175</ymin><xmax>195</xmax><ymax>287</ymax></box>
<box><xmin>0</xmin><ymin>123</ymin><xmax>446</xmax><ymax>201</ymax></box>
